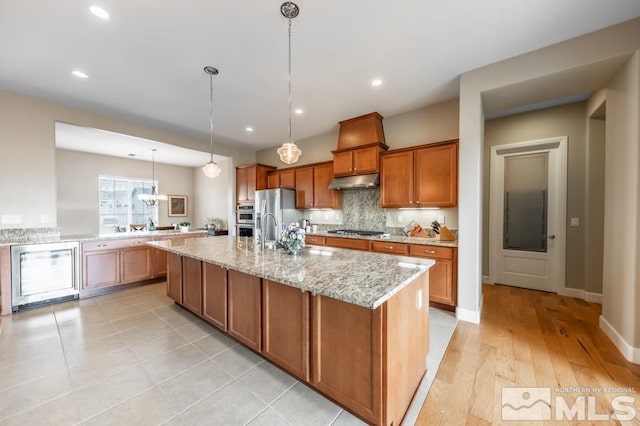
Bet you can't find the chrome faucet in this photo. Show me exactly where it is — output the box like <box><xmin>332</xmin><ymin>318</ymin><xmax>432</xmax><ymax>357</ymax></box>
<box><xmin>260</xmin><ymin>212</ymin><xmax>279</xmax><ymax>249</ymax></box>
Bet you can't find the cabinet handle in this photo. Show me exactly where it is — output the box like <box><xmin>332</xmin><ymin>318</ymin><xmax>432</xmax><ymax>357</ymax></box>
<box><xmin>385</xmin><ymin>246</ymin><xmax>394</xmax><ymax>250</ymax></box>
<box><xmin>409</xmin><ymin>201</ymin><xmax>413</xmax><ymax>204</ymax></box>
<box><xmin>97</xmin><ymin>244</ymin><xmax>107</xmax><ymax>247</ymax></box>
<box><xmin>416</xmin><ymin>201</ymin><xmax>420</xmax><ymax>204</ymax></box>
<box><xmin>425</xmin><ymin>249</ymin><xmax>436</xmax><ymax>254</ymax></box>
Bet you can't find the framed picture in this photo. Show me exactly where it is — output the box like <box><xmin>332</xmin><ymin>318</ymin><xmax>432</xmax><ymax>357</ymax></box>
<box><xmin>168</xmin><ymin>195</ymin><xmax>188</xmax><ymax>217</ymax></box>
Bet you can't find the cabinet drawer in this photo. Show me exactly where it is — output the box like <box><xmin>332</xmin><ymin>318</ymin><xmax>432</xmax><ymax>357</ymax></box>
<box><xmin>325</xmin><ymin>237</ymin><xmax>371</xmax><ymax>251</ymax></box>
<box><xmin>306</xmin><ymin>236</ymin><xmax>326</xmax><ymax>246</ymax></box>
<box><xmin>371</xmin><ymin>241</ymin><xmax>408</xmax><ymax>255</ymax></box>
<box><xmin>409</xmin><ymin>244</ymin><xmax>453</xmax><ymax>260</ymax></box>
<box><xmin>82</xmin><ymin>237</ymin><xmax>151</xmax><ymax>252</ymax></box>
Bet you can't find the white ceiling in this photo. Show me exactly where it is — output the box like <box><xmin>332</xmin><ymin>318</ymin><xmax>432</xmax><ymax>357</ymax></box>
<box><xmin>2</xmin><ymin>1</ymin><xmax>640</xmax><ymax>152</ymax></box>
<box><xmin>55</xmin><ymin>122</ymin><xmax>217</xmax><ymax>167</ymax></box>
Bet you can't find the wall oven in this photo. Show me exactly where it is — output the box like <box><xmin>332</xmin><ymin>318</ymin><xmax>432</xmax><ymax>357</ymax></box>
<box><xmin>11</xmin><ymin>241</ymin><xmax>80</xmax><ymax>311</ymax></box>
<box><xmin>236</xmin><ymin>205</ymin><xmax>255</xmax><ymax>224</ymax></box>
<box><xmin>235</xmin><ymin>223</ymin><xmax>254</xmax><ymax>237</ymax></box>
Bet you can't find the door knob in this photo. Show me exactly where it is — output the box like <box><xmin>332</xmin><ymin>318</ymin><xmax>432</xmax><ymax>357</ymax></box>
<box><xmin>548</xmin><ymin>234</ymin><xmax>555</xmax><ymax>239</ymax></box>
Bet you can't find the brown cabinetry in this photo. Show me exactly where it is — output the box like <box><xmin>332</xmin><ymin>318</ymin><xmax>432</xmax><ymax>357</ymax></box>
<box><xmin>409</xmin><ymin>244</ymin><xmax>457</xmax><ymax>306</ymax></box>
<box><xmin>182</xmin><ymin>257</ymin><xmax>202</xmax><ymax>315</ymax></box>
<box><xmin>237</xmin><ymin>164</ymin><xmax>276</xmax><ymax>204</ymax></box>
<box><xmin>371</xmin><ymin>241</ymin><xmax>409</xmax><ymax>255</ymax></box>
<box><xmin>325</xmin><ymin>237</ymin><xmax>370</xmax><ymax>251</ymax></box>
<box><xmin>262</xmin><ymin>280</ymin><xmax>310</xmax><ymax>381</ymax></box>
<box><xmin>306</xmin><ymin>235</ymin><xmax>326</xmax><ymax>246</ymax></box>
<box><xmin>152</xmin><ymin>233</ymin><xmax>204</xmax><ymax>278</ymax></box>
<box><xmin>267</xmin><ymin>169</ymin><xmax>295</xmax><ymax>189</ymax></box>
<box><xmin>295</xmin><ymin>162</ymin><xmax>342</xmax><ymax>209</ymax></box>
<box><xmin>228</xmin><ymin>270</ymin><xmax>262</xmax><ymax>352</ymax></box>
<box><xmin>166</xmin><ymin>252</ymin><xmax>183</xmax><ymax>303</ymax></box>
<box><xmin>203</xmin><ymin>262</ymin><xmax>228</xmax><ymax>331</ymax></box>
<box><xmin>380</xmin><ymin>140</ymin><xmax>458</xmax><ymax>208</ymax></box>
<box><xmin>332</xmin><ymin>145</ymin><xmax>384</xmax><ymax>176</ymax></box>
<box><xmin>82</xmin><ymin>238</ymin><xmax>153</xmax><ymax>290</ymax></box>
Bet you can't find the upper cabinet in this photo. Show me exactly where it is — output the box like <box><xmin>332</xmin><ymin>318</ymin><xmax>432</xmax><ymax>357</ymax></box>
<box><xmin>236</xmin><ymin>164</ymin><xmax>276</xmax><ymax>205</ymax></box>
<box><xmin>332</xmin><ymin>144</ymin><xmax>386</xmax><ymax>177</ymax></box>
<box><xmin>267</xmin><ymin>169</ymin><xmax>295</xmax><ymax>189</ymax></box>
<box><xmin>295</xmin><ymin>162</ymin><xmax>342</xmax><ymax>209</ymax></box>
<box><xmin>380</xmin><ymin>140</ymin><xmax>458</xmax><ymax>208</ymax></box>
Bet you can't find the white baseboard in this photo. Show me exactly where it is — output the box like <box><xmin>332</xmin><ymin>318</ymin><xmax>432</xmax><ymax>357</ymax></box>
<box><xmin>456</xmin><ymin>293</ymin><xmax>483</xmax><ymax>324</ymax></box>
<box><xmin>482</xmin><ymin>275</ymin><xmax>494</xmax><ymax>284</ymax></box>
<box><xmin>599</xmin><ymin>315</ymin><xmax>640</xmax><ymax>364</ymax></box>
<box><xmin>585</xmin><ymin>292</ymin><xmax>603</xmax><ymax>304</ymax></box>
<box><xmin>558</xmin><ymin>287</ymin><xmax>602</xmax><ymax>304</ymax></box>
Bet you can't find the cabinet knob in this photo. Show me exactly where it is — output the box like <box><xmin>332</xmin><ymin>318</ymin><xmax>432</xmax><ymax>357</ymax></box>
<box><xmin>354</xmin><ymin>168</ymin><xmax>357</xmax><ymax>171</ymax></box>
<box><xmin>409</xmin><ymin>201</ymin><xmax>413</xmax><ymax>204</ymax></box>
<box><xmin>416</xmin><ymin>201</ymin><xmax>420</xmax><ymax>204</ymax></box>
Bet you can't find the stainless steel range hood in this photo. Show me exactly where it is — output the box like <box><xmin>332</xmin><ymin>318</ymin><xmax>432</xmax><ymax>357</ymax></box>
<box><xmin>328</xmin><ymin>173</ymin><xmax>379</xmax><ymax>190</ymax></box>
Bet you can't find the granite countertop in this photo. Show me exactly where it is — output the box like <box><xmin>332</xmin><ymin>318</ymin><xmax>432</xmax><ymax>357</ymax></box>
<box><xmin>307</xmin><ymin>231</ymin><xmax>458</xmax><ymax>248</ymax></box>
<box><xmin>148</xmin><ymin>236</ymin><xmax>434</xmax><ymax>310</ymax></box>
<box><xmin>0</xmin><ymin>229</ymin><xmax>207</xmax><ymax>246</ymax></box>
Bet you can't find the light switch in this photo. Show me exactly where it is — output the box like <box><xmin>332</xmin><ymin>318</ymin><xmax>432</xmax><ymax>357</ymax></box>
<box><xmin>40</xmin><ymin>214</ymin><xmax>49</xmax><ymax>224</ymax></box>
<box><xmin>437</xmin><ymin>215</ymin><xmax>445</xmax><ymax>224</ymax></box>
<box><xmin>397</xmin><ymin>214</ymin><xmax>403</xmax><ymax>223</ymax></box>
<box><xmin>570</xmin><ymin>217</ymin><xmax>580</xmax><ymax>227</ymax></box>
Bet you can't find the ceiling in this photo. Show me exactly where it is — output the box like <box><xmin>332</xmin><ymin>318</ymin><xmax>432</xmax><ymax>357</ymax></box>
<box><xmin>2</xmin><ymin>1</ymin><xmax>640</xmax><ymax>152</ymax></box>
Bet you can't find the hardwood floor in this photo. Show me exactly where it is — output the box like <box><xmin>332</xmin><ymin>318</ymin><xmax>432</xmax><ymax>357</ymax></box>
<box><xmin>417</xmin><ymin>284</ymin><xmax>640</xmax><ymax>425</ymax></box>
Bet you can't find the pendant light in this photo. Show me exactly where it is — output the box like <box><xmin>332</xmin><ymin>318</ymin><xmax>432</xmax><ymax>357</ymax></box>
<box><xmin>277</xmin><ymin>1</ymin><xmax>302</xmax><ymax>165</ymax></box>
<box><xmin>202</xmin><ymin>66</ymin><xmax>222</xmax><ymax>178</ymax></box>
<box><xmin>138</xmin><ymin>149</ymin><xmax>168</xmax><ymax>206</ymax></box>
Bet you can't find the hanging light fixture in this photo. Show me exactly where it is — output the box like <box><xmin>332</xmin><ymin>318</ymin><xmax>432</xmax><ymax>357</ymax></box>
<box><xmin>202</xmin><ymin>66</ymin><xmax>222</xmax><ymax>178</ymax></box>
<box><xmin>277</xmin><ymin>1</ymin><xmax>302</xmax><ymax>165</ymax></box>
<box><xmin>138</xmin><ymin>149</ymin><xmax>168</xmax><ymax>206</ymax></box>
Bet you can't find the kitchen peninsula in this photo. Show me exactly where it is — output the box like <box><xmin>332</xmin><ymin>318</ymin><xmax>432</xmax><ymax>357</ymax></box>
<box><xmin>148</xmin><ymin>236</ymin><xmax>434</xmax><ymax>425</ymax></box>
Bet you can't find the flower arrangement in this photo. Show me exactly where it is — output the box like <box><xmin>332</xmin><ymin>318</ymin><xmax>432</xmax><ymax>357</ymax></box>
<box><xmin>276</xmin><ymin>223</ymin><xmax>306</xmax><ymax>255</ymax></box>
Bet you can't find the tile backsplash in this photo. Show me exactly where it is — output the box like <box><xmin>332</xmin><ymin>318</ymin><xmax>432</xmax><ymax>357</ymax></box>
<box><xmin>306</xmin><ymin>187</ymin><xmax>458</xmax><ymax>235</ymax></box>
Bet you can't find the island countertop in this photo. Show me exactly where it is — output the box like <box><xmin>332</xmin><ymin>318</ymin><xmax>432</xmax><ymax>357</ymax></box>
<box><xmin>148</xmin><ymin>236</ymin><xmax>434</xmax><ymax>309</ymax></box>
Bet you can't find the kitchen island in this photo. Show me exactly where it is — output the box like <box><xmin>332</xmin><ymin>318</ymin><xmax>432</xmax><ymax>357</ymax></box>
<box><xmin>148</xmin><ymin>236</ymin><xmax>434</xmax><ymax>426</ymax></box>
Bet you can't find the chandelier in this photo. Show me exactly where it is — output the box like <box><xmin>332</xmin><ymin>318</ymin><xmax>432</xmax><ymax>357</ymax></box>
<box><xmin>202</xmin><ymin>66</ymin><xmax>222</xmax><ymax>178</ymax></box>
<box><xmin>138</xmin><ymin>149</ymin><xmax>168</xmax><ymax>206</ymax></box>
<box><xmin>276</xmin><ymin>2</ymin><xmax>302</xmax><ymax>165</ymax></box>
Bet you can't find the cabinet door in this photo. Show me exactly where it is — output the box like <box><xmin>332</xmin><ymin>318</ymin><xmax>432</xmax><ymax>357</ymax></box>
<box><xmin>166</xmin><ymin>252</ymin><xmax>183</xmax><ymax>303</ymax></box>
<box><xmin>120</xmin><ymin>246</ymin><xmax>153</xmax><ymax>284</ymax></box>
<box><xmin>228</xmin><ymin>270</ymin><xmax>262</xmax><ymax>351</ymax></box>
<box><xmin>246</xmin><ymin>166</ymin><xmax>257</xmax><ymax>202</ymax></box>
<box><xmin>414</xmin><ymin>143</ymin><xmax>458</xmax><ymax>207</ymax></box>
<box><xmin>262</xmin><ymin>280</ymin><xmax>310</xmax><ymax>381</ymax></box>
<box><xmin>83</xmin><ymin>250</ymin><xmax>120</xmax><ymax>289</ymax></box>
<box><xmin>236</xmin><ymin>167</ymin><xmax>248</xmax><ymax>203</ymax></box>
<box><xmin>203</xmin><ymin>262</ymin><xmax>227</xmax><ymax>331</ymax></box>
<box><xmin>295</xmin><ymin>167</ymin><xmax>314</xmax><ymax>209</ymax></box>
<box><xmin>325</xmin><ymin>237</ymin><xmax>371</xmax><ymax>251</ymax></box>
<box><xmin>428</xmin><ymin>259</ymin><xmax>454</xmax><ymax>305</ymax></box>
<box><xmin>371</xmin><ymin>241</ymin><xmax>408</xmax><ymax>255</ymax></box>
<box><xmin>332</xmin><ymin>151</ymin><xmax>353</xmax><ymax>176</ymax></box>
<box><xmin>267</xmin><ymin>172</ymin><xmax>280</xmax><ymax>189</ymax></box>
<box><xmin>306</xmin><ymin>236</ymin><xmax>326</xmax><ymax>246</ymax></box>
<box><xmin>279</xmin><ymin>169</ymin><xmax>296</xmax><ymax>189</ymax></box>
<box><xmin>182</xmin><ymin>257</ymin><xmax>202</xmax><ymax>315</ymax></box>
<box><xmin>152</xmin><ymin>247</ymin><xmax>168</xmax><ymax>277</ymax></box>
<box><xmin>313</xmin><ymin>163</ymin><xmax>341</xmax><ymax>209</ymax></box>
<box><xmin>380</xmin><ymin>151</ymin><xmax>414</xmax><ymax>208</ymax></box>
<box><xmin>352</xmin><ymin>146</ymin><xmax>379</xmax><ymax>174</ymax></box>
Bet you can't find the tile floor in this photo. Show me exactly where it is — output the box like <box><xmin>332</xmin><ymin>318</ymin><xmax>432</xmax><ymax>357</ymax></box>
<box><xmin>0</xmin><ymin>283</ymin><xmax>457</xmax><ymax>425</ymax></box>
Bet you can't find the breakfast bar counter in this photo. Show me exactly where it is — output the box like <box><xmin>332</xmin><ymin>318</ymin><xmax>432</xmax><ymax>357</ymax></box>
<box><xmin>148</xmin><ymin>236</ymin><xmax>433</xmax><ymax>425</ymax></box>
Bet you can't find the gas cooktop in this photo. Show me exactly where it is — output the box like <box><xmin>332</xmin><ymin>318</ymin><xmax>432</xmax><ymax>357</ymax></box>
<box><xmin>327</xmin><ymin>229</ymin><xmax>385</xmax><ymax>236</ymax></box>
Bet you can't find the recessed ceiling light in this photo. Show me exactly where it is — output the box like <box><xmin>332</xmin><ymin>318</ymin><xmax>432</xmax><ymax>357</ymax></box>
<box><xmin>245</xmin><ymin>127</ymin><xmax>254</xmax><ymax>132</ymax></box>
<box><xmin>294</xmin><ymin>108</ymin><xmax>304</xmax><ymax>115</ymax></box>
<box><xmin>89</xmin><ymin>6</ymin><xmax>110</xmax><ymax>20</ymax></box>
<box><xmin>371</xmin><ymin>79</ymin><xmax>383</xmax><ymax>87</ymax></box>
<box><xmin>72</xmin><ymin>70</ymin><xmax>89</xmax><ymax>79</ymax></box>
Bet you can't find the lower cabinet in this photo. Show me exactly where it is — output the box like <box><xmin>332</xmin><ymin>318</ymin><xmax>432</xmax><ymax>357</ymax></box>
<box><xmin>182</xmin><ymin>257</ymin><xmax>202</xmax><ymax>315</ymax></box>
<box><xmin>262</xmin><ymin>280</ymin><xmax>310</xmax><ymax>381</ymax></box>
<box><xmin>228</xmin><ymin>270</ymin><xmax>262</xmax><ymax>352</ymax></box>
<box><xmin>83</xmin><ymin>239</ymin><xmax>153</xmax><ymax>290</ymax></box>
<box><xmin>325</xmin><ymin>237</ymin><xmax>371</xmax><ymax>251</ymax></box>
<box><xmin>203</xmin><ymin>263</ymin><xmax>227</xmax><ymax>331</ymax></box>
<box><xmin>166</xmin><ymin>252</ymin><xmax>183</xmax><ymax>303</ymax></box>
<box><xmin>409</xmin><ymin>245</ymin><xmax>456</xmax><ymax>307</ymax></box>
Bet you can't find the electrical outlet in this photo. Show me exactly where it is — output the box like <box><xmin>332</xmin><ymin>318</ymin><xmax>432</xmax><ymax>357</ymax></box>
<box><xmin>40</xmin><ymin>214</ymin><xmax>49</xmax><ymax>224</ymax></box>
<box><xmin>324</xmin><ymin>212</ymin><xmax>329</xmax><ymax>220</ymax></box>
<box><xmin>437</xmin><ymin>215</ymin><xmax>445</xmax><ymax>224</ymax></box>
<box><xmin>397</xmin><ymin>214</ymin><xmax>403</xmax><ymax>223</ymax></box>
<box><xmin>570</xmin><ymin>217</ymin><xmax>580</xmax><ymax>227</ymax></box>
<box><xmin>309</xmin><ymin>213</ymin><xmax>313</xmax><ymax>220</ymax></box>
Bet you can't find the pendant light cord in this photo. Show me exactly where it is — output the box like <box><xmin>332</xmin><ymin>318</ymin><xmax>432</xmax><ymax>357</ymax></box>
<box><xmin>209</xmin><ymin>72</ymin><xmax>214</xmax><ymax>162</ymax></box>
<box><xmin>287</xmin><ymin>15</ymin><xmax>292</xmax><ymax>142</ymax></box>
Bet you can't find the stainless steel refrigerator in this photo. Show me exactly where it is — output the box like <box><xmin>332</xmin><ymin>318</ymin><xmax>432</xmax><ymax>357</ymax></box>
<box><xmin>254</xmin><ymin>188</ymin><xmax>303</xmax><ymax>243</ymax></box>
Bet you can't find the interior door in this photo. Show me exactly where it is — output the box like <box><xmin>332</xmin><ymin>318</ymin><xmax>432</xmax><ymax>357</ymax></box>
<box><xmin>490</xmin><ymin>137</ymin><xmax>566</xmax><ymax>292</ymax></box>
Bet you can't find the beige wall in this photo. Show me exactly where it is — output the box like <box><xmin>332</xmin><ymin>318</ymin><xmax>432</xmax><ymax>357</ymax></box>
<box><xmin>193</xmin><ymin>157</ymin><xmax>233</xmax><ymax>230</ymax></box>
<box><xmin>484</xmin><ymin>102</ymin><xmax>589</xmax><ymax>290</ymax></box>
<box><xmin>0</xmin><ymin>89</ymin><xmax>256</xmax><ymax>229</ymax></box>
<box><xmin>56</xmin><ymin>150</ymin><xmax>197</xmax><ymax>234</ymax></box>
<box><xmin>255</xmin><ymin>99</ymin><xmax>459</xmax><ymax>166</ymax></box>
<box><xmin>602</xmin><ymin>51</ymin><xmax>640</xmax><ymax>349</ymax></box>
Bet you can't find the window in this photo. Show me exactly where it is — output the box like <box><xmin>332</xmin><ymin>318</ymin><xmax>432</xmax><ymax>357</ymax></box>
<box><xmin>98</xmin><ymin>175</ymin><xmax>159</xmax><ymax>233</ymax></box>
